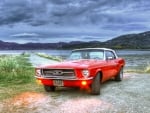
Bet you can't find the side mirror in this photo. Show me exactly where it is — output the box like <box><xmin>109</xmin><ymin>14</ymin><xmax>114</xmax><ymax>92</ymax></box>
<box><xmin>107</xmin><ymin>57</ymin><xmax>113</xmax><ymax>60</ymax></box>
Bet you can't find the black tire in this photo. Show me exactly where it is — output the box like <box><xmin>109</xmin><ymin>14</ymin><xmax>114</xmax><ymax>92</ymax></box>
<box><xmin>115</xmin><ymin>67</ymin><xmax>123</xmax><ymax>81</ymax></box>
<box><xmin>44</xmin><ymin>85</ymin><xmax>56</xmax><ymax>92</ymax></box>
<box><xmin>91</xmin><ymin>73</ymin><xmax>101</xmax><ymax>95</ymax></box>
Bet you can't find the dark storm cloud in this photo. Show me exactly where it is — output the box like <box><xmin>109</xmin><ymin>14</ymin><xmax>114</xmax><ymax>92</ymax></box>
<box><xmin>49</xmin><ymin>0</ymin><xmax>71</xmax><ymax>4</ymax></box>
<box><xmin>0</xmin><ymin>0</ymin><xmax>150</xmax><ymax>43</ymax></box>
<box><xmin>0</xmin><ymin>0</ymin><xmax>48</xmax><ymax>26</ymax></box>
<box><xmin>0</xmin><ymin>0</ymin><xmax>126</xmax><ymax>26</ymax></box>
<box><xmin>0</xmin><ymin>0</ymin><xmax>31</xmax><ymax>25</ymax></box>
<box><xmin>0</xmin><ymin>0</ymin><xmax>150</xmax><ymax>26</ymax></box>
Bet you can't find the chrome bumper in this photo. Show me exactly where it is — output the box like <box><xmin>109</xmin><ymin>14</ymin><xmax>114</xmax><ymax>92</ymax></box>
<box><xmin>35</xmin><ymin>76</ymin><xmax>93</xmax><ymax>80</ymax></box>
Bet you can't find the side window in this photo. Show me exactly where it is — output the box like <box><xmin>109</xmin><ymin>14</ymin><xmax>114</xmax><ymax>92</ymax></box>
<box><xmin>106</xmin><ymin>51</ymin><xmax>116</xmax><ymax>60</ymax></box>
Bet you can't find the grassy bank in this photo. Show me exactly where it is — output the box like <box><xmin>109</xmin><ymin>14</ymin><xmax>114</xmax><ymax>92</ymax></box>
<box><xmin>35</xmin><ymin>53</ymin><xmax>62</xmax><ymax>61</ymax></box>
<box><xmin>145</xmin><ymin>64</ymin><xmax>150</xmax><ymax>73</ymax></box>
<box><xmin>0</xmin><ymin>54</ymin><xmax>40</xmax><ymax>100</ymax></box>
<box><xmin>123</xmin><ymin>55</ymin><xmax>150</xmax><ymax>73</ymax></box>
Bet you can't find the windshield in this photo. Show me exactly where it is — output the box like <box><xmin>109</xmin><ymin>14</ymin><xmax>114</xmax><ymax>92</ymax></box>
<box><xmin>68</xmin><ymin>50</ymin><xmax>104</xmax><ymax>60</ymax></box>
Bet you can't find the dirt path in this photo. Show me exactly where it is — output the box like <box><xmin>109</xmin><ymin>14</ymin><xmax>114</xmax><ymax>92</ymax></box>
<box><xmin>29</xmin><ymin>54</ymin><xmax>59</xmax><ymax>67</ymax></box>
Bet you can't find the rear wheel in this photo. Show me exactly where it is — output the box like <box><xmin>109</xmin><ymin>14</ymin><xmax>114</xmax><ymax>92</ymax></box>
<box><xmin>115</xmin><ymin>67</ymin><xmax>123</xmax><ymax>81</ymax></box>
<box><xmin>91</xmin><ymin>73</ymin><xmax>101</xmax><ymax>95</ymax></box>
<box><xmin>44</xmin><ymin>85</ymin><xmax>56</xmax><ymax>92</ymax></box>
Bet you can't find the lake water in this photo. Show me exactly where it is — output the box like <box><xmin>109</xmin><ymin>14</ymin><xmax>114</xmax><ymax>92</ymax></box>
<box><xmin>0</xmin><ymin>49</ymin><xmax>150</xmax><ymax>73</ymax></box>
<box><xmin>0</xmin><ymin>50</ymin><xmax>71</xmax><ymax>56</ymax></box>
<box><xmin>0</xmin><ymin>49</ymin><xmax>150</xmax><ymax>56</ymax></box>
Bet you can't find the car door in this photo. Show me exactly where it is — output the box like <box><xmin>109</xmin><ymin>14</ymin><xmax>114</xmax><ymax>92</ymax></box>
<box><xmin>105</xmin><ymin>50</ymin><xmax>118</xmax><ymax>78</ymax></box>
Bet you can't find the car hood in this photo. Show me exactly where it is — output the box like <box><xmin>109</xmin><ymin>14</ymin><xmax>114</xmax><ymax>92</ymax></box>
<box><xmin>40</xmin><ymin>59</ymin><xmax>104</xmax><ymax>69</ymax></box>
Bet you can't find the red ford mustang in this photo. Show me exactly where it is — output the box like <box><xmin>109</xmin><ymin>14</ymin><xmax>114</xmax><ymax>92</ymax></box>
<box><xmin>35</xmin><ymin>48</ymin><xmax>125</xmax><ymax>95</ymax></box>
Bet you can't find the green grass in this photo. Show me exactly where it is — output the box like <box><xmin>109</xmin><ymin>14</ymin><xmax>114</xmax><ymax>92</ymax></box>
<box><xmin>0</xmin><ymin>55</ymin><xmax>34</xmax><ymax>84</ymax></box>
<box><xmin>124</xmin><ymin>66</ymin><xmax>150</xmax><ymax>73</ymax></box>
<box><xmin>0</xmin><ymin>54</ymin><xmax>39</xmax><ymax>100</ymax></box>
<box><xmin>35</xmin><ymin>52</ymin><xmax>62</xmax><ymax>61</ymax></box>
<box><xmin>145</xmin><ymin>63</ymin><xmax>150</xmax><ymax>73</ymax></box>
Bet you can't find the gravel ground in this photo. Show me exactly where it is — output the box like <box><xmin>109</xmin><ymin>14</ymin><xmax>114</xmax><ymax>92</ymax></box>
<box><xmin>0</xmin><ymin>55</ymin><xmax>150</xmax><ymax>113</ymax></box>
<box><xmin>1</xmin><ymin>73</ymin><xmax>150</xmax><ymax>113</ymax></box>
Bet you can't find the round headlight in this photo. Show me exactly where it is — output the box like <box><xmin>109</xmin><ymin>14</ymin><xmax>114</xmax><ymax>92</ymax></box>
<box><xmin>36</xmin><ymin>69</ymin><xmax>41</xmax><ymax>75</ymax></box>
<box><xmin>82</xmin><ymin>70</ymin><xmax>89</xmax><ymax>77</ymax></box>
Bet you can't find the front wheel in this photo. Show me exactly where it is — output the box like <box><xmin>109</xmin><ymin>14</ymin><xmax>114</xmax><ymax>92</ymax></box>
<box><xmin>115</xmin><ymin>67</ymin><xmax>123</xmax><ymax>81</ymax></box>
<box><xmin>91</xmin><ymin>73</ymin><xmax>101</xmax><ymax>95</ymax></box>
<box><xmin>44</xmin><ymin>85</ymin><xmax>56</xmax><ymax>92</ymax></box>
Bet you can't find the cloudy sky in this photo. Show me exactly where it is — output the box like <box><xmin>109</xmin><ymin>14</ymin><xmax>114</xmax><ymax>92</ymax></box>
<box><xmin>0</xmin><ymin>0</ymin><xmax>150</xmax><ymax>43</ymax></box>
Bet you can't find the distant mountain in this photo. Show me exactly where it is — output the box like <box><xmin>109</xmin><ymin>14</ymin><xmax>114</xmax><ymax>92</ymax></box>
<box><xmin>0</xmin><ymin>31</ymin><xmax>150</xmax><ymax>50</ymax></box>
<box><xmin>0</xmin><ymin>41</ymin><xmax>68</xmax><ymax>50</ymax></box>
<box><xmin>62</xmin><ymin>31</ymin><xmax>150</xmax><ymax>49</ymax></box>
<box><xmin>105</xmin><ymin>31</ymin><xmax>150</xmax><ymax>49</ymax></box>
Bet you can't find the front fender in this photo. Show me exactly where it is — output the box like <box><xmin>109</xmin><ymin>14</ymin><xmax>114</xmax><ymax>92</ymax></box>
<box><xmin>90</xmin><ymin>68</ymin><xmax>102</xmax><ymax>78</ymax></box>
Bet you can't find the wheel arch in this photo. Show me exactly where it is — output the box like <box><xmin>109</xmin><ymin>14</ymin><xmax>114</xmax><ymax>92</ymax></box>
<box><xmin>95</xmin><ymin>70</ymin><xmax>103</xmax><ymax>83</ymax></box>
<box><xmin>120</xmin><ymin>65</ymin><xmax>124</xmax><ymax>71</ymax></box>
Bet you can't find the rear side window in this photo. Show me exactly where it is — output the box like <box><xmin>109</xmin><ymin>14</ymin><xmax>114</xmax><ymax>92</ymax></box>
<box><xmin>89</xmin><ymin>51</ymin><xmax>104</xmax><ymax>60</ymax></box>
<box><xmin>106</xmin><ymin>51</ymin><xmax>116</xmax><ymax>60</ymax></box>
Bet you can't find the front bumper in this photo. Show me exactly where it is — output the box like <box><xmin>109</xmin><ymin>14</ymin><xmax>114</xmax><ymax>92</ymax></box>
<box><xmin>35</xmin><ymin>76</ymin><xmax>93</xmax><ymax>87</ymax></box>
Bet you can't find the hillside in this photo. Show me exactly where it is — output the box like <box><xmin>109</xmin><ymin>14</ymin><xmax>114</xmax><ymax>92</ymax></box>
<box><xmin>62</xmin><ymin>31</ymin><xmax>150</xmax><ymax>49</ymax></box>
<box><xmin>0</xmin><ymin>31</ymin><xmax>150</xmax><ymax>50</ymax></box>
<box><xmin>105</xmin><ymin>31</ymin><xmax>150</xmax><ymax>49</ymax></box>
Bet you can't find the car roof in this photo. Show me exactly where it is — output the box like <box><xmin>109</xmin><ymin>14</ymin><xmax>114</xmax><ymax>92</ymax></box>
<box><xmin>72</xmin><ymin>48</ymin><xmax>114</xmax><ymax>52</ymax></box>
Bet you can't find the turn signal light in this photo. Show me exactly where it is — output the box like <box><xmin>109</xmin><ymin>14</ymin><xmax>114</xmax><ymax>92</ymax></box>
<box><xmin>81</xmin><ymin>81</ymin><xmax>87</xmax><ymax>86</ymax></box>
<box><xmin>36</xmin><ymin>79</ymin><xmax>42</xmax><ymax>85</ymax></box>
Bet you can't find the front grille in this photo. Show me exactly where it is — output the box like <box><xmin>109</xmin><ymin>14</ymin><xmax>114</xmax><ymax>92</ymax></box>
<box><xmin>42</xmin><ymin>69</ymin><xmax>76</xmax><ymax>79</ymax></box>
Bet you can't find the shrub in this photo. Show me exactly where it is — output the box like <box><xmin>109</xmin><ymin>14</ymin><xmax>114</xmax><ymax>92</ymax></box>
<box><xmin>0</xmin><ymin>55</ymin><xmax>34</xmax><ymax>85</ymax></box>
